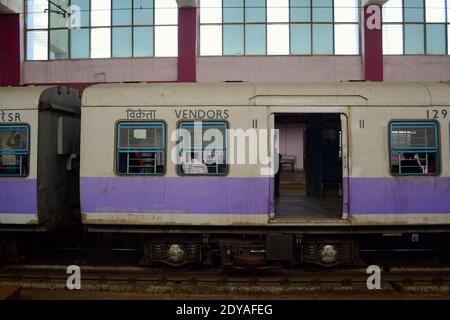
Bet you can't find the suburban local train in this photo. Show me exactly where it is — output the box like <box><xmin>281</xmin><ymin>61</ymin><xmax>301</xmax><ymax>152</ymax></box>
<box><xmin>1</xmin><ymin>82</ymin><xmax>450</xmax><ymax>268</ymax></box>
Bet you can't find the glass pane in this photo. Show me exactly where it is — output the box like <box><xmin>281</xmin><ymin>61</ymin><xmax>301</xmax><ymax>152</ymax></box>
<box><xmin>391</xmin><ymin>124</ymin><xmax>437</xmax><ymax>149</ymax></box>
<box><xmin>134</xmin><ymin>0</ymin><xmax>154</xmax><ymax>25</ymax></box>
<box><xmin>312</xmin><ymin>0</ymin><xmax>333</xmax><ymax>22</ymax></box>
<box><xmin>290</xmin><ymin>0</ymin><xmax>311</xmax><ymax>22</ymax></box>
<box><xmin>267</xmin><ymin>0</ymin><xmax>289</xmax><ymax>23</ymax></box>
<box><xmin>246</xmin><ymin>0</ymin><xmax>266</xmax><ymax>23</ymax></box>
<box><xmin>425</xmin><ymin>0</ymin><xmax>446</xmax><ymax>23</ymax></box>
<box><xmin>245</xmin><ymin>24</ymin><xmax>266</xmax><ymax>55</ymax></box>
<box><xmin>383</xmin><ymin>0</ymin><xmax>403</xmax><ymax>23</ymax></box>
<box><xmin>91</xmin><ymin>28</ymin><xmax>111</xmax><ymax>58</ymax></box>
<box><xmin>383</xmin><ymin>24</ymin><xmax>404</xmax><ymax>54</ymax></box>
<box><xmin>113</xmin><ymin>27</ymin><xmax>132</xmax><ymax>57</ymax></box>
<box><xmin>71</xmin><ymin>0</ymin><xmax>90</xmax><ymax>27</ymax></box>
<box><xmin>200</xmin><ymin>0</ymin><xmax>222</xmax><ymax>24</ymax></box>
<box><xmin>405</xmin><ymin>24</ymin><xmax>425</xmax><ymax>54</ymax></box>
<box><xmin>334</xmin><ymin>0</ymin><xmax>358</xmax><ymax>23</ymax></box>
<box><xmin>50</xmin><ymin>0</ymin><xmax>69</xmax><ymax>28</ymax></box>
<box><xmin>113</xmin><ymin>0</ymin><xmax>132</xmax><ymax>26</ymax></box>
<box><xmin>70</xmin><ymin>28</ymin><xmax>89</xmax><ymax>59</ymax></box>
<box><xmin>155</xmin><ymin>25</ymin><xmax>178</xmax><ymax>56</ymax></box>
<box><xmin>49</xmin><ymin>29</ymin><xmax>69</xmax><ymax>60</ymax></box>
<box><xmin>334</xmin><ymin>24</ymin><xmax>359</xmax><ymax>55</ymax></box>
<box><xmin>267</xmin><ymin>24</ymin><xmax>289</xmax><ymax>55</ymax></box>
<box><xmin>426</xmin><ymin>24</ymin><xmax>446</xmax><ymax>54</ymax></box>
<box><xmin>26</xmin><ymin>0</ymin><xmax>48</xmax><ymax>29</ymax></box>
<box><xmin>224</xmin><ymin>25</ymin><xmax>244</xmax><ymax>55</ymax></box>
<box><xmin>26</xmin><ymin>31</ymin><xmax>48</xmax><ymax>60</ymax></box>
<box><xmin>134</xmin><ymin>26</ymin><xmax>154</xmax><ymax>57</ymax></box>
<box><xmin>404</xmin><ymin>0</ymin><xmax>424</xmax><ymax>23</ymax></box>
<box><xmin>155</xmin><ymin>0</ymin><xmax>178</xmax><ymax>25</ymax></box>
<box><xmin>223</xmin><ymin>0</ymin><xmax>244</xmax><ymax>23</ymax></box>
<box><xmin>119</xmin><ymin>124</ymin><xmax>164</xmax><ymax>149</ymax></box>
<box><xmin>290</xmin><ymin>24</ymin><xmax>311</xmax><ymax>54</ymax></box>
<box><xmin>91</xmin><ymin>0</ymin><xmax>111</xmax><ymax>26</ymax></box>
<box><xmin>200</xmin><ymin>25</ymin><xmax>222</xmax><ymax>56</ymax></box>
<box><xmin>312</xmin><ymin>23</ymin><xmax>333</xmax><ymax>54</ymax></box>
<box><xmin>0</xmin><ymin>127</ymin><xmax>28</xmax><ymax>151</ymax></box>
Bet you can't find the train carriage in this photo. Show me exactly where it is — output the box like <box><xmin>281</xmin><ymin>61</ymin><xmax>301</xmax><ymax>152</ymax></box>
<box><xmin>80</xmin><ymin>82</ymin><xmax>450</xmax><ymax>267</ymax></box>
<box><xmin>0</xmin><ymin>86</ymin><xmax>81</xmax><ymax>230</ymax></box>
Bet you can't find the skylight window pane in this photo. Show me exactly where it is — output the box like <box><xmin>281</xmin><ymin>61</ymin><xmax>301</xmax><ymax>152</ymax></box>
<box><xmin>155</xmin><ymin>0</ymin><xmax>178</xmax><ymax>25</ymax></box>
<box><xmin>383</xmin><ymin>24</ymin><xmax>403</xmax><ymax>54</ymax></box>
<box><xmin>425</xmin><ymin>0</ymin><xmax>446</xmax><ymax>23</ymax></box>
<box><xmin>334</xmin><ymin>24</ymin><xmax>359</xmax><ymax>54</ymax></box>
<box><xmin>223</xmin><ymin>0</ymin><xmax>244</xmax><ymax>23</ymax></box>
<box><xmin>70</xmin><ymin>28</ymin><xmax>89</xmax><ymax>58</ymax></box>
<box><xmin>155</xmin><ymin>25</ymin><xmax>177</xmax><ymax>56</ymax></box>
<box><xmin>290</xmin><ymin>24</ymin><xmax>311</xmax><ymax>54</ymax></box>
<box><xmin>113</xmin><ymin>0</ymin><xmax>132</xmax><ymax>26</ymax></box>
<box><xmin>200</xmin><ymin>0</ymin><xmax>222</xmax><ymax>23</ymax></box>
<box><xmin>71</xmin><ymin>0</ymin><xmax>90</xmax><ymax>27</ymax></box>
<box><xmin>112</xmin><ymin>27</ymin><xmax>132</xmax><ymax>57</ymax></box>
<box><xmin>245</xmin><ymin>24</ymin><xmax>266</xmax><ymax>55</ymax></box>
<box><xmin>134</xmin><ymin>0</ymin><xmax>154</xmax><ymax>25</ymax></box>
<box><xmin>200</xmin><ymin>25</ymin><xmax>222</xmax><ymax>56</ymax></box>
<box><xmin>91</xmin><ymin>28</ymin><xmax>111</xmax><ymax>58</ymax></box>
<box><xmin>267</xmin><ymin>0</ymin><xmax>289</xmax><ymax>23</ymax></box>
<box><xmin>334</xmin><ymin>0</ymin><xmax>358</xmax><ymax>23</ymax></box>
<box><xmin>224</xmin><ymin>25</ymin><xmax>244</xmax><ymax>55</ymax></box>
<box><xmin>26</xmin><ymin>0</ymin><xmax>48</xmax><ymax>29</ymax></box>
<box><xmin>91</xmin><ymin>0</ymin><xmax>111</xmax><ymax>27</ymax></box>
<box><xmin>290</xmin><ymin>0</ymin><xmax>311</xmax><ymax>22</ymax></box>
<box><xmin>312</xmin><ymin>0</ymin><xmax>333</xmax><ymax>22</ymax></box>
<box><xmin>49</xmin><ymin>29</ymin><xmax>69</xmax><ymax>60</ymax></box>
<box><xmin>312</xmin><ymin>23</ymin><xmax>333</xmax><ymax>54</ymax></box>
<box><xmin>405</xmin><ymin>24</ymin><xmax>425</xmax><ymax>54</ymax></box>
<box><xmin>383</xmin><ymin>0</ymin><xmax>403</xmax><ymax>23</ymax></box>
<box><xmin>246</xmin><ymin>0</ymin><xmax>266</xmax><ymax>23</ymax></box>
<box><xmin>26</xmin><ymin>30</ymin><xmax>48</xmax><ymax>60</ymax></box>
<box><xmin>426</xmin><ymin>24</ymin><xmax>446</xmax><ymax>54</ymax></box>
<box><xmin>404</xmin><ymin>0</ymin><xmax>424</xmax><ymax>23</ymax></box>
<box><xmin>134</xmin><ymin>26</ymin><xmax>154</xmax><ymax>57</ymax></box>
<box><xmin>267</xmin><ymin>24</ymin><xmax>289</xmax><ymax>55</ymax></box>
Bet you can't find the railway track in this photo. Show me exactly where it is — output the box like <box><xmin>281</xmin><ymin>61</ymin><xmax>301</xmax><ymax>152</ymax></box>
<box><xmin>1</xmin><ymin>264</ymin><xmax>450</xmax><ymax>298</ymax></box>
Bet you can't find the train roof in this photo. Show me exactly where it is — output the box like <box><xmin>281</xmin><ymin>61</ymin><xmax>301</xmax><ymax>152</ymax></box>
<box><xmin>81</xmin><ymin>82</ymin><xmax>450</xmax><ymax>108</ymax></box>
<box><xmin>0</xmin><ymin>86</ymin><xmax>80</xmax><ymax>112</ymax></box>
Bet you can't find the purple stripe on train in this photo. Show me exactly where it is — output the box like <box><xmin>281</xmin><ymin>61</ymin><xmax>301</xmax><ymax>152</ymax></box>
<box><xmin>80</xmin><ymin>177</ymin><xmax>271</xmax><ymax>214</ymax></box>
<box><xmin>0</xmin><ymin>179</ymin><xmax>38</xmax><ymax>214</ymax></box>
<box><xmin>80</xmin><ymin>176</ymin><xmax>450</xmax><ymax>215</ymax></box>
<box><xmin>349</xmin><ymin>177</ymin><xmax>450</xmax><ymax>214</ymax></box>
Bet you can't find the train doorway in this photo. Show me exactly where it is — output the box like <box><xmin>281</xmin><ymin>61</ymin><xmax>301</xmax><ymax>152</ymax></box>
<box><xmin>273</xmin><ymin>113</ymin><xmax>346</xmax><ymax>221</ymax></box>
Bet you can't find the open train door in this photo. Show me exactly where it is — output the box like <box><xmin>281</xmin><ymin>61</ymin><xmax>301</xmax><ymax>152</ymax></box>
<box><xmin>340</xmin><ymin>114</ymin><xmax>350</xmax><ymax>220</ymax></box>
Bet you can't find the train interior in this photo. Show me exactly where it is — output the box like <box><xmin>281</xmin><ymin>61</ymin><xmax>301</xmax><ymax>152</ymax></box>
<box><xmin>274</xmin><ymin>113</ymin><xmax>343</xmax><ymax>221</ymax></box>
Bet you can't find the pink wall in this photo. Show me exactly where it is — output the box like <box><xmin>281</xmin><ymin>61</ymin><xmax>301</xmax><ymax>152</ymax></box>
<box><xmin>278</xmin><ymin>124</ymin><xmax>305</xmax><ymax>171</ymax></box>
<box><xmin>384</xmin><ymin>56</ymin><xmax>450</xmax><ymax>81</ymax></box>
<box><xmin>23</xmin><ymin>58</ymin><xmax>177</xmax><ymax>84</ymax></box>
<box><xmin>0</xmin><ymin>14</ymin><xmax>20</xmax><ymax>86</ymax></box>
<box><xmin>197</xmin><ymin>56</ymin><xmax>364</xmax><ymax>82</ymax></box>
<box><xmin>362</xmin><ymin>5</ymin><xmax>383</xmax><ymax>81</ymax></box>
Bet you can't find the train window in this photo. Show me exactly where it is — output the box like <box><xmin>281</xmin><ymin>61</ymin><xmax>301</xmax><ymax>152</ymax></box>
<box><xmin>389</xmin><ymin>121</ymin><xmax>440</xmax><ymax>176</ymax></box>
<box><xmin>177</xmin><ymin>121</ymin><xmax>228</xmax><ymax>175</ymax></box>
<box><xmin>116</xmin><ymin>122</ymin><xmax>165</xmax><ymax>175</ymax></box>
<box><xmin>0</xmin><ymin>125</ymin><xmax>29</xmax><ymax>177</ymax></box>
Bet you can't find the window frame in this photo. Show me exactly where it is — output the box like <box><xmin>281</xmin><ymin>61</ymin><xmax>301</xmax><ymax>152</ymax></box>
<box><xmin>0</xmin><ymin>124</ymin><xmax>31</xmax><ymax>178</ymax></box>
<box><xmin>388</xmin><ymin>120</ymin><xmax>441</xmax><ymax>176</ymax></box>
<box><xmin>114</xmin><ymin>120</ymin><xmax>167</xmax><ymax>176</ymax></box>
<box><xmin>176</xmin><ymin>120</ymin><xmax>229</xmax><ymax>176</ymax></box>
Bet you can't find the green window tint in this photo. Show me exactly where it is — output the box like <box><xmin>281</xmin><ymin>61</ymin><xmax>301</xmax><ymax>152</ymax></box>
<box><xmin>134</xmin><ymin>0</ymin><xmax>154</xmax><ymax>25</ymax></box>
<box><xmin>71</xmin><ymin>0</ymin><xmax>90</xmax><ymax>27</ymax></box>
<box><xmin>245</xmin><ymin>24</ymin><xmax>266</xmax><ymax>55</ymax></box>
<box><xmin>112</xmin><ymin>27</ymin><xmax>132</xmax><ymax>57</ymax></box>
<box><xmin>245</xmin><ymin>0</ymin><xmax>266</xmax><ymax>23</ymax></box>
<box><xmin>70</xmin><ymin>28</ymin><xmax>90</xmax><ymax>58</ymax></box>
<box><xmin>223</xmin><ymin>0</ymin><xmax>244</xmax><ymax>23</ymax></box>
<box><xmin>49</xmin><ymin>29</ymin><xmax>69</xmax><ymax>60</ymax></box>
<box><xmin>113</xmin><ymin>0</ymin><xmax>132</xmax><ymax>26</ymax></box>
<box><xmin>134</xmin><ymin>26</ymin><xmax>154</xmax><ymax>57</ymax></box>
<box><xmin>224</xmin><ymin>24</ymin><xmax>244</xmax><ymax>55</ymax></box>
<box><xmin>426</xmin><ymin>24</ymin><xmax>446</xmax><ymax>54</ymax></box>
<box><xmin>50</xmin><ymin>0</ymin><xmax>69</xmax><ymax>28</ymax></box>
<box><xmin>312</xmin><ymin>23</ymin><xmax>333</xmax><ymax>54</ymax></box>
<box><xmin>290</xmin><ymin>24</ymin><xmax>311</xmax><ymax>54</ymax></box>
<box><xmin>312</xmin><ymin>0</ymin><xmax>333</xmax><ymax>22</ymax></box>
<box><xmin>404</xmin><ymin>0</ymin><xmax>425</xmax><ymax>23</ymax></box>
<box><xmin>290</xmin><ymin>0</ymin><xmax>311</xmax><ymax>22</ymax></box>
<box><xmin>0</xmin><ymin>125</ymin><xmax>30</xmax><ymax>177</ymax></box>
<box><xmin>405</xmin><ymin>24</ymin><xmax>425</xmax><ymax>54</ymax></box>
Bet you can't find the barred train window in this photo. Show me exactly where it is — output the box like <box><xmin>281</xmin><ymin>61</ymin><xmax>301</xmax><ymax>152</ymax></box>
<box><xmin>390</xmin><ymin>121</ymin><xmax>439</xmax><ymax>176</ymax></box>
<box><xmin>0</xmin><ymin>125</ymin><xmax>29</xmax><ymax>177</ymax></box>
<box><xmin>116</xmin><ymin>122</ymin><xmax>165</xmax><ymax>175</ymax></box>
<box><xmin>177</xmin><ymin>121</ymin><xmax>228</xmax><ymax>175</ymax></box>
